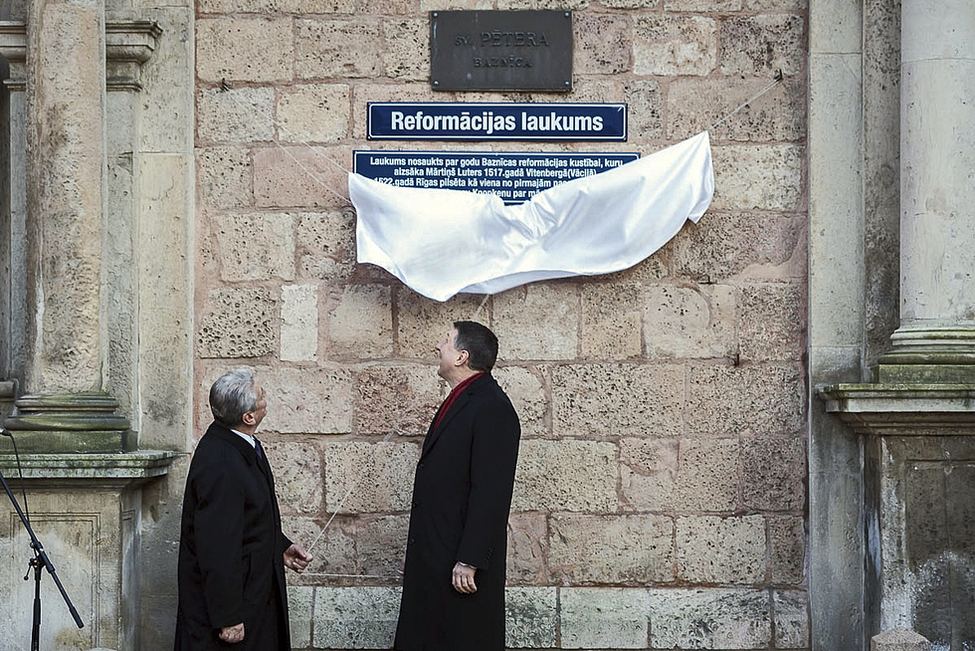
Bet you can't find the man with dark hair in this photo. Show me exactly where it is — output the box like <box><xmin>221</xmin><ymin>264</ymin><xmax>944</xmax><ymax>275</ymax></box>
<box><xmin>395</xmin><ymin>321</ymin><xmax>521</xmax><ymax>651</ymax></box>
<box><xmin>175</xmin><ymin>369</ymin><xmax>312</xmax><ymax>650</ymax></box>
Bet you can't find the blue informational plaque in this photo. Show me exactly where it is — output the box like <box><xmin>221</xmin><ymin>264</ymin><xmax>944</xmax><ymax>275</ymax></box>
<box><xmin>353</xmin><ymin>150</ymin><xmax>640</xmax><ymax>204</ymax></box>
<box><xmin>368</xmin><ymin>102</ymin><xmax>627</xmax><ymax>142</ymax></box>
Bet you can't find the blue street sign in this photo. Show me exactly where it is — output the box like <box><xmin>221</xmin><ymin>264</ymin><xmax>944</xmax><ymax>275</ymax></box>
<box><xmin>367</xmin><ymin>103</ymin><xmax>627</xmax><ymax>141</ymax></box>
<box><xmin>353</xmin><ymin>150</ymin><xmax>640</xmax><ymax>204</ymax></box>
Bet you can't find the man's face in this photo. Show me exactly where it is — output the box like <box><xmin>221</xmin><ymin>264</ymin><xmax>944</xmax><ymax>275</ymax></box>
<box><xmin>436</xmin><ymin>328</ymin><xmax>463</xmax><ymax>379</ymax></box>
<box><xmin>245</xmin><ymin>381</ymin><xmax>268</xmax><ymax>430</ymax></box>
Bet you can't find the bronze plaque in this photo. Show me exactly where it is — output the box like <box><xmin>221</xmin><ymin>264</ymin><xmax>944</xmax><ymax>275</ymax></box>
<box><xmin>430</xmin><ymin>10</ymin><xmax>573</xmax><ymax>92</ymax></box>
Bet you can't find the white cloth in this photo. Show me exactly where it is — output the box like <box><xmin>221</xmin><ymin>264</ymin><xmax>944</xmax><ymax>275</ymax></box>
<box><xmin>350</xmin><ymin>131</ymin><xmax>714</xmax><ymax>302</ymax></box>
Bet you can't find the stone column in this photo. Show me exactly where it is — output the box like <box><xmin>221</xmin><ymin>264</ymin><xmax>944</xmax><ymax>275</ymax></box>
<box><xmin>0</xmin><ymin>25</ymin><xmax>27</xmax><ymax>401</ymax></box>
<box><xmin>24</xmin><ymin>0</ymin><xmax>106</xmax><ymax>393</ymax></box>
<box><xmin>4</xmin><ymin>0</ymin><xmax>133</xmax><ymax>450</ymax></box>
<box><xmin>881</xmin><ymin>0</ymin><xmax>975</xmax><ymax>381</ymax></box>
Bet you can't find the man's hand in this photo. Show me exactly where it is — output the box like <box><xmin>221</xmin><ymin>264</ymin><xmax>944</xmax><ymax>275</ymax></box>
<box><xmin>284</xmin><ymin>543</ymin><xmax>312</xmax><ymax>573</ymax></box>
<box><xmin>451</xmin><ymin>562</ymin><xmax>477</xmax><ymax>594</ymax></box>
<box><xmin>219</xmin><ymin>623</ymin><xmax>244</xmax><ymax>644</ymax></box>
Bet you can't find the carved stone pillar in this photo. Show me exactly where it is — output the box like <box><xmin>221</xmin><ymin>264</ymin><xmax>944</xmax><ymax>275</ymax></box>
<box><xmin>879</xmin><ymin>0</ymin><xmax>975</xmax><ymax>382</ymax></box>
<box><xmin>823</xmin><ymin>1</ymin><xmax>975</xmax><ymax>646</ymax></box>
<box><xmin>0</xmin><ymin>24</ymin><xmax>27</xmax><ymax>408</ymax></box>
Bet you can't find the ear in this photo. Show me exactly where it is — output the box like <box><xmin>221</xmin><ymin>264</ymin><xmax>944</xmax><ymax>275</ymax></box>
<box><xmin>455</xmin><ymin>349</ymin><xmax>470</xmax><ymax>367</ymax></box>
<box><xmin>241</xmin><ymin>410</ymin><xmax>256</xmax><ymax>426</ymax></box>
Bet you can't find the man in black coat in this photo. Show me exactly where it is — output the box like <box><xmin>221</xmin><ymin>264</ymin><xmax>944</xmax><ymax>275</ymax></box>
<box><xmin>395</xmin><ymin>320</ymin><xmax>522</xmax><ymax>651</ymax></box>
<box><xmin>175</xmin><ymin>368</ymin><xmax>312</xmax><ymax>650</ymax></box>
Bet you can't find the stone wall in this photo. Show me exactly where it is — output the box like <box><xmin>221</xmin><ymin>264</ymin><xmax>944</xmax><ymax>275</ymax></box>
<box><xmin>193</xmin><ymin>0</ymin><xmax>809</xmax><ymax>648</ymax></box>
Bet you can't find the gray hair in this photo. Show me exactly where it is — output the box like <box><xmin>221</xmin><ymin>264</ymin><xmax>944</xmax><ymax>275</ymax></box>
<box><xmin>209</xmin><ymin>368</ymin><xmax>258</xmax><ymax>427</ymax></box>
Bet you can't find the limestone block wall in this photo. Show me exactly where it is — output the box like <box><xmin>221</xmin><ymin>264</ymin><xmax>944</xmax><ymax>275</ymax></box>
<box><xmin>193</xmin><ymin>0</ymin><xmax>809</xmax><ymax>648</ymax></box>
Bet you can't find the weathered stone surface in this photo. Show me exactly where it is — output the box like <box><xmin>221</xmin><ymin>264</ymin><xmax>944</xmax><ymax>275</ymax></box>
<box><xmin>494</xmin><ymin>284</ymin><xmax>579</xmax><ymax>360</ymax></box>
<box><xmin>263</xmin><ymin>439</ymin><xmax>324</xmax><ymax>516</ymax></box>
<box><xmin>550</xmin><ymin>514</ymin><xmax>675</xmax><ymax>583</ymax></box>
<box><xmin>235</xmin><ymin>0</ymin><xmax>353</xmax><ymax>14</ymax></box>
<box><xmin>644</xmin><ymin>284</ymin><xmax>737</xmax><ymax>360</ymax></box>
<box><xmin>497</xmin><ymin>0</ymin><xmax>587</xmax><ymax>9</ymax></box>
<box><xmin>676</xmin><ymin>515</ymin><xmax>766</xmax><ymax>583</ymax></box>
<box><xmin>277</xmin><ymin>84</ymin><xmax>351</xmax><ymax>144</ymax></box>
<box><xmin>140</xmin><ymin>8</ymin><xmax>194</xmax><ymax>153</ymax></box>
<box><xmin>360</xmin><ymin>0</ymin><xmax>413</xmax><ymax>12</ymax></box>
<box><xmin>212</xmin><ymin>212</ymin><xmax>296</xmax><ymax>282</ymax></box>
<box><xmin>668</xmin><ymin>76</ymin><xmax>805</xmax><ymax>142</ymax></box>
<box><xmin>621</xmin><ymin>438</ymin><xmax>740</xmax><ymax>511</ymax></box>
<box><xmin>196</xmin><ymin>17</ymin><xmax>293</xmax><ymax>83</ymax></box>
<box><xmin>711</xmin><ymin>144</ymin><xmax>803</xmax><ymax>211</ymax></box>
<box><xmin>353</xmin><ymin>363</ymin><xmax>442</xmax><ymax>437</ymax></box>
<box><xmin>281</xmin><ymin>515</ymin><xmax>356</xmax><ymax>578</ymax></box>
<box><xmin>511</xmin><ymin>439</ymin><xmax>618</xmax><ymax>512</ymax></box>
<box><xmin>575</xmin><ymin>13</ymin><xmax>631</xmax><ymax>75</ymax></box>
<box><xmin>396</xmin><ymin>290</ymin><xmax>490</xmax><ymax>359</ymax></box>
<box><xmin>739</xmin><ymin>283</ymin><xmax>804</xmax><ymax>362</ymax></box>
<box><xmin>506</xmin><ymin>587</ymin><xmax>558</xmax><ymax>648</ymax></box>
<box><xmin>297</xmin><ymin>210</ymin><xmax>356</xmax><ymax>281</ymax></box>
<box><xmin>420</xmin><ymin>0</ymin><xmax>492</xmax><ymax>9</ymax></box>
<box><xmin>687</xmin><ymin>364</ymin><xmax>804</xmax><ymax>436</ymax></box>
<box><xmin>633</xmin><ymin>15</ymin><xmax>717</xmax><ymax>76</ymax></box>
<box><xmin>567</xmin><ymin>78</ymin><xmax>624</xmax><ymax>105</ymax></box>
<box><xmin>620</xmin><ymin>80</ymin><xmax>663</xmax><ymax>140</ymax></box>
<box><xmin>561</xmin><ymin>588</ymin><xmax>651</xmax><ymax>649</ymax></box>
<box><xmin>263</xmin><ymin>365</ymin><xmax>354</xmax><ymax>434</ymax></box>
<box><xmin>553</xmin><ymin>364</ymin><xmax>684</xmax><ymax>437</ymax></box>
<box><xmin>197</xmin><ymin>86</ymin><xmax>274</xmax><ymax>143</ymax></box>
<box><xmin>323</xmin><ymin>441</ymin><xmax>419</xmax><ymax>512</ymax></box>
<box><xmin>356</xmin><ymin>514</ymin><xmax>410</xmax><ymax>578</ymax></box>
<box><xmin>326</xmin><ymin>285</ymin><xmax>393</xmax><ymax>359</ymax></box>
<box><xmin>769</xmin><ymin>515</ymin><xmax>805</xmax><ymax>583</ymax></box>
<box><xmin>673</xmin><ymin>212</ymin><xmax>805</xmax><ymax>283</ymax></box>
<box><xmin>506</xmin><ymin>513</ymin><xmax>548</xmax><ymax>585</ymax></box>
<box><xmin>281</xmin><ymin>284</ymin><xmax>319</xmax><ymax>362</ymax></box>
<box><xmin>296</xmin><ymin>19</ymin><xmax>383</xmax><ymax>79</ymax></box>
<box><xmin>287</xmin><ymin>586</ymin><xmax>314</xmax><ymax>649</ymax></box>
<box><xmin>648</xmin><ymin>588</ymin><xmax>771</xmax><ymax>648</ymax></box>
<box><xmin>253</xmin><ymin>145</ymin><xmax>350</xmax><ymax>209</ymax></box>
<box><xmin>384</xmin><ymin>19</ymin><xmax>428</xmax><ymax>81</ymax></box>
<box><xmin>197</xmin><ymin>287</ymin><xmax>276</xmax><ymax>358</ymax></box>
<box><xmin>198</xmin><ymin>0</ymin><xmax>231</xmax><ymax>13</ymax></box>
<box><xmin>197</xmin><ymin>147</ymin><xmax>252</xmax><ymax>209</ymax></box>
<box><xmin>494</xmin><ymin>365</ymin><xmax>547</xmax><ymax>436</ymax></box>
<box><xmin>720</xmin><ymin>14</ymin><xmax>805</xmax><ymax>77</ymax></box>
<box><xmin>313</xmin><ymin>587</ymin><xmax>401</xmax><ymax>649</ymax></box>
<box><xmin>774</xmin><ymin>590</ymin><xmax>810</xmax><ymax>648</ymax></box>
<box><xmin>747</xmin><ymin>0</ymin><xmax>805</xmax><ymax>9</ymax></box>
<box><xmin>742</xmin><ymin>437</ymin><xmax>805</xmax><ymax>510</ymax></box>
<box><xmin>870</xmin><ymin>627</ymin><xmax>931</xmax><ymax>651</ymax></box>
<box><xmin>581</xmin><ymin>284</ymin><xmax>644</xmax><ymax>360</ymax></box>
<box><xmin>665</xmin><ymin>0</ymin><xmax>740</xmax><ymax>9</ymax></box>
<box><xmin>599</xmin><ymin>0</ymin><xmax>659</xmax><ymax>8</ymax></box>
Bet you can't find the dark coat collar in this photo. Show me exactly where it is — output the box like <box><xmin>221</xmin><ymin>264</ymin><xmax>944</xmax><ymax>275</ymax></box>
<box><xmin>422</xmin><ymin>373</ymin><xmax>494</xmax><ymax>458</ymax></box>
<box><xmin>206</xmin><ymin>421</ymin><xmax>260</xmax><ymax>466</ymax></box>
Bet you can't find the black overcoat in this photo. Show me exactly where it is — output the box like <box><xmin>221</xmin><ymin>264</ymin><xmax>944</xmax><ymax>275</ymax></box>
<box><xmin>174</xmin><ymin>423</ymin><xmax>292</xmax><ymax>651</ymax></box>
<box><xmin>394</xmin><ymin>373</ymin><xmax>521</xmax><ymax>651</ymax></box>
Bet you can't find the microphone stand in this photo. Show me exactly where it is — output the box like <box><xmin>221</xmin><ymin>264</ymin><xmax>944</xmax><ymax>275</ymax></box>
<box><xmin>0</xmin><ymin>467</ymin><xmax>84</xmax><ymax>649</ymax></box>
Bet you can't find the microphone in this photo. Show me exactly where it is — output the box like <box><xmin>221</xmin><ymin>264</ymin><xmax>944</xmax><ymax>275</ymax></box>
<box><xmin>0</xmin><ymin>427</ymin><xmax>10</xmax><ymax>437</ymax></box>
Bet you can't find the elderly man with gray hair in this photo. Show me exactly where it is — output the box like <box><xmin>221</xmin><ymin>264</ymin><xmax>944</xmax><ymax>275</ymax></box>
<box><xmin>175</xmin><ymin>369</ymin><xmax>312</xmax><ymax>650</ymax></box>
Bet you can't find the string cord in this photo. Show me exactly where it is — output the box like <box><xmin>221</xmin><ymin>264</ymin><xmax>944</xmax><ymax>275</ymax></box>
<box><xmin>708</xmin><ymin>69</ymin><xmax>785</xmax><ymax>132</ymax></box>
<box><xmin>218</xmin><ymin>79</ymin><xmax>352</xmax><ymax>206</ymax></box>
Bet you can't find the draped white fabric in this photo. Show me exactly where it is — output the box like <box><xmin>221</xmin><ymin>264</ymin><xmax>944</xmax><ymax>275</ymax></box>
<box><xmin>350</xmin><ymin>131</ymin><xmax>714</xmax><ymax>302</ymax></box>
